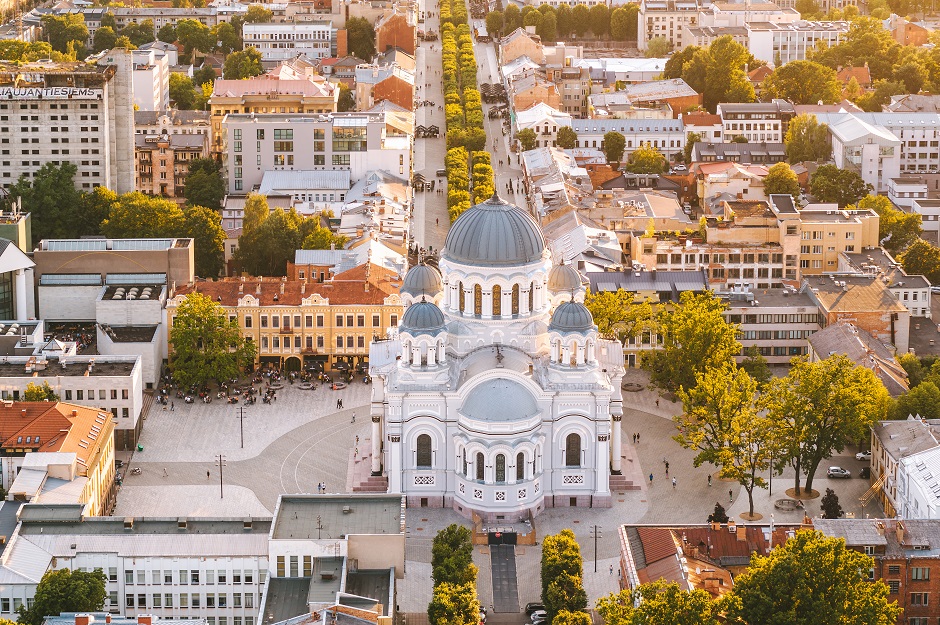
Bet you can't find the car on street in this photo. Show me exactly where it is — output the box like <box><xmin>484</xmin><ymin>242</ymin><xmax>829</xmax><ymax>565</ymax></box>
<box><xmin>827</xmin><ymin>466</ymin><xmax>852</xmax><ymax>479</ymax></box>
<box><xmin>530</xmin><ymin>610</ymin><xmax>548</xmax><ymax>624</ymax></box>
<box><xmin>524</xmin><ymin>603</ymin><xmax>545</xmax><ymax>616</ymax></box>
<box><xmin>672</xmin><ymin>164</ymin><xmax>688</xmax><ymax>173</ymax></box>
<box><xmin>855</xmin><ymin>450</ymin><xmax>872</xmax><ymax>461</ymax></box>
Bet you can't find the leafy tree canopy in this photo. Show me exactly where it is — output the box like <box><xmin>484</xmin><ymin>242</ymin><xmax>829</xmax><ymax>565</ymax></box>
<box><xmin>24</xmin><ymin>381</ymin><xmax>59</xmax><ymax>402</ymax></box>
<box><xmin>19</xmin><ymin>569</ymin><xmax>106</xmax><ymax>625</ymax></box>
<box><xmin>602</xmin><ymin>131</ymin><xmax>626</xmax><ymax>164</ymax></box>
<box><xmin>625</xmin><ymin>142</ymin><xmax>667</xmax><ymax>173</ymax></box>
<box><xmin>347</xmin><ymin>17</ymin><xmax>376</xmax><ymax>61</ymax></box>
<box><xmin>810</xmin><ymin>164</ymin><xmax>872</xmax><ymax>206</ymax></box>
<box><xmin>762</xmin><ymin>60</ymin><xmax>841</xmax><ymax>104</ymax></box>
<box><xmin>763</xmin><ymin>162</ymin><xmax>801</xmax><ymax>199</ymax></box>
<box><xmin>597</xmin><ymin>581</ymin><xmax>722</xmax><ymax>625</ymax></box>
<box><xmin>901</xmin><ymin>239</ymin><xmax>940</xmax><ymax>284</ymax></box>
<box><xmin>223</xmin><ymin>47</ymin><xmax>263</xmax><ymax>79</ymax></box>
<box><xmin>784</xmin><ymin>113</ymin><xmax>831</xmax><ymax>163</ymax></box>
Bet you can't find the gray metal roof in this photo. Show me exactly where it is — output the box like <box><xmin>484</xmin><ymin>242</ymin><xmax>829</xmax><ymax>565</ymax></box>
<box><xmin>262</xmin><ymin>578</ymin><xmax>313</xmax><ymax>625</ymax></box>
<box><xmin>271</xmin><ymin>495</ymin><xmax>405</xmax><ymax>540</ymax></box>
<box><xmin>549</xmin><ymin>301</ymin><xmax>595</xmax><ymax>334</ymax></box>
<box><xmin>443</xmin><ymin>193</ymin><xmax>545</xmax><ymax>267</ymax></box>
<box><xmin>401</xmin><ymin>264</ymin><xmax>442</xmax><ymax>297</ymax></box>
<box><xmin>586</xmin><ymin>270</ymin><xmax>707</xmax><ymax>302</ymax></box>
<box><xmin>293</xmin><ymin>249</ymin><xmax>346</xmax><ymax>266</ymax></box>
<box><xmin>461</xmin><ymin>379</ymin><xmax>538</xmax><ymax>422</ymax></box>
<box><xmin>547</xmin><ymin>264</ymin><xmax>583</xmax><ymax>294</ymax></box>
<box><xmin>399</xmin><ymin>300</ymin><xmax>445</xmax><ymax>336</ymax></box>
<box><xmin>814</xmin><ymin>518</ymin><xmax>889</xmax><ymax>546</ymax></box>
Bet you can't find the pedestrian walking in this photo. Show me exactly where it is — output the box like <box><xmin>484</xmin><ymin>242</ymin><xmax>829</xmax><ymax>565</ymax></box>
<box><xmin>163</xmin><ymin>467</ymin><xmax>168</xmax><ymax>477</ymax></box>
<box><xmin>354</xmin><ymin>447</ymin><xmax>358</xmax><ymax>457</ymax></box>
<box><xmin>672</xmin><ymin>477</ymin><xmax>677</xmax><ymax>489</ymax></box>
<box><xmin>355</xmin><ymin>435</ymin><xmax>359</xmax><ymax>445</ymax></box>
<box><xmin>207</xmin><ymin>470</ymin><xmax>210</xmax><ymax>480</ymax></box>
<box><xmin>339</xmin><ymin>399</ymin><xmax>344</xmax><ymax>409</ymax></box>
<box><xmin>171</xmin><ymin>401</ymin><xmax>175</xmax><ymax>411</ymax></box>
<box><xmin>665</xmin><ymin>461</ymin><xmax>669</xmax><ymax>474</ymax></box>
<box><xmin>729</xmin><ymin>489</ymin><xmax>734</xmax><ymax>502</ymax></box>
<box><xmin>636</xmin><ymin>433</ymin><xmax>640</xmax><ymax>443</ymax></box>
<box><xmin>656</xmin><ymin>399</ymin><xmax>660</xmax><ymax>408</ymax></box>
<box><xmin>708</xmin><ymin>474</ymin><xmax>712</xmax><ymax>487</ymax></box>
<box><xmin>609</xmin><ymin>564</ymin><xmax>613</xmax><ymax>575</ymax></box>
<box><xmin>351</xmin><ymin>411</ymin><xmax>356</xmax><ymax>423</ymax></box>
<box><xmin>337</xmin><ymin>399</ymin><xmax>341</xmax><ymax>409</ymax></box>
<box><xmin>649</xmin><ymin>473</ymin><xmax>653</xmax><ymax>484</ymax></box>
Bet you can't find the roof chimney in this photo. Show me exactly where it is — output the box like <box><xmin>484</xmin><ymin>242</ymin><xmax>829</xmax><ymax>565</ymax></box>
<box><xmin>256</xmin><ymin>281</ymin><xmax>262</xmax><ymax>294</ymax></box>
<box><xmin>137</xmin><ymin>617</ymin><xmax>152</xmax><ymax>625</ymax></box>
<box><xmin>896</xmin><ymin>520</ymin><xmax>906</xmax><ymax>543</ymax></box>
<box><xmin>280</xmin><ymin>281</ymin><xmax>285</xmax><ymax>295</ymax></box>
<box><xmin>75</xmin><ymin>615</ymin><xmax>94</xmax><ymax>625</ymax></box>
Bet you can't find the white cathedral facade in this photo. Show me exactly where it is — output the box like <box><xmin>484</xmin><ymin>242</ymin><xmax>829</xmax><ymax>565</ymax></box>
<box><xmin>368</xmin><ymin>194</ymin><xmax>625</xmax><ymax>521</ymax></box>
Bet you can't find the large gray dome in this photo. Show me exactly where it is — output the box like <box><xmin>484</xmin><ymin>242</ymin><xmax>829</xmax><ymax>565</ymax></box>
<box><xmin>400</xmin><ymin>300</ymin><xmax>445</xmax><ymax>336</ymax></box>
<box><xmin>548</xmin><ymin>264</ymin><xmax>583</xmax><ymax>294</ymax></box>
<box><xmin>549</xmin><ymin>301</ymin><xmax>595</xmax><ymax>334</ymax></box>
<box><xmin>401</xmin><ymin>263</ymin><xmax>443</xmax><ymax>297</ymax></box>
<box><xmin>443</xmin><ymin>193</ymin><xmax>545</xmax><ymax>266</ymax></box>
<box><xmin>461</xmin><ymin>379</ymin><xmax>538</xmax><ymax>422</ymax></box>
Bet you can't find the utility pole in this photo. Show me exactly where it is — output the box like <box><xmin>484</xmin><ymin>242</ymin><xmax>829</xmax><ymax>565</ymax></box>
<box><xmin>216</xmin><ymin>454</ymin><xmax>226</xmax><ymax>499</ymax></box>
<box><xmin>236</xmin><ymin>406</ymin><xmax>246</xmax><ymax>449</ymax></box>
<box><xmin>589</xmin><ymin>525</ymin><xmax>602</xmax><ymax>573</ymax></box>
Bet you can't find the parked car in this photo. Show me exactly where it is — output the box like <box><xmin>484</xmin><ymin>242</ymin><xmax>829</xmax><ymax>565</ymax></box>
<box><xmin>524</xmin><ymin>603</ymin><xmax>545</xmax><ymax>616</ymax></box>
<box><xmin>859</xmin><ymin>466</ymin><xmax>871</xmax><ymax>479</ymax></box>
<box><xmin>672</xmin><ymin>164</ymin><xmax>688</xmax><ymax>173</ymax></box>
<box><xmin>827</xmin><ymin>466</ymin><xmax>852</xmax><ymax>479</ymax></box>
<box><xmin>531</xmin><ymin>612</ymin><xmax>548</xmax><ymax>625</ymax></box>
<box><xmin>855</xmin><ymin>450</ymin><xmax>872</xmax><ymax>461</ymax></box>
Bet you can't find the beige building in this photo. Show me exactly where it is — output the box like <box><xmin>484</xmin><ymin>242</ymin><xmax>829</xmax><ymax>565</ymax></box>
<box><xmin>499</xmin><ymin>28</ymin><xmax>546</xmax><ymax>65</ymax></box>
<box><xmin>796</xmin><ymin>205</ymin><xmax>880</xmax><ymax>275</ymax></box>
<box><xmin>135</xmin><ymin>132</ymin><xmax>209</xmax><ymax>199</ymax></box>
<box><xmin>208</xmin><ymin>76</ymin><xmax>339</xmax><ymax>154</ymax></box>
<box><xmin>168</xmin><ymin>264</ymin><xmax>403</xmax><ymax>371</ymax></box>
<box><xmin>511</xmin><ymin>75</ymin><xmax>562</xmax><ymax>113</ymax></box>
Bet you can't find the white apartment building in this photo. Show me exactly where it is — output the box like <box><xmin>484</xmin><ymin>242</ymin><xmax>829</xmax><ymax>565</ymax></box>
<box><xmin>0</xmin><ymin>505</ymin><xmax>270</xmax><ymax>623</ymax></box>
<box><xmin>638</xmin><ymin>0</ymin><xmax>707</xmax><ymax>52</ymax></box>
<box><xmin>887</xmin><ymin>177</ymin><xmax>928</xmax><ymax>208</ymax></box>
<box><xmin>717</xmin><ymin>100</ymin><xmax>795</xmax><ymax>144</ymax></box>
<box><xmin>724</xmin><ymin>289</ymin><xmax>821</xmax><ymax>364</ymax></box>
<box><xmin>748</xmin><ymin>20</ymin><xmax>849</xmax><ymax>66</ymax></box>
<box><xmin>913</xmin><ymin>199</ymin><xmax>940</xmax><ymax>240</ymax></box>
<box><xmin>815</xmin><ymin>113</ymin><xmax>902</xmax><ymax>193</ymax></box>
<box><xmin>132</xmin><ymin>48</ymin><xmax>170</xmax><ymax>112</ymax></box>
<box><xmin>221</xmin><ymin>112</ymin><xmax>412</xmax><ymax>194</ymax></box>
<box><xmin>0</xmin><ymin>54</ymin><xmax>135</xmax><ymax>194</ymax></box>
<box><xmin>569</xmin><ymin>118</ymin><xmax>685</xmax><ymax>162</ymax></box>
<box><xmin>871</xmin><ymin>418</ymin><xmax>940</xmax><ymax>518</ymax></box>
<box><xmin>242</xmin><ymin>22</ymin><xmax>335</xmax><ymax>62</ymax></box>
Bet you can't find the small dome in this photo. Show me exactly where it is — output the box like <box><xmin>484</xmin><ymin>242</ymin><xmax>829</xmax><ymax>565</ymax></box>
<box><xmin>401</xmin><ymin>263</ymin><xmax>443</xmax><ymax>297</ymax></box>
<box><xmin>443</xmin><ymin>192</ymin><xmax>546</xmax><ymax>266</ymax></box>
<box><xmin>549</xmin><ymin>301</ymin><xmax>595</xmax><ymax>334</ymax></box>
<box><xmin>548</xmin><ymin>264</ymin><xmax>583</xmax><ymax>294</ymax></box>
<box><xmin>400</xmin><ymin>300</ymin><xmax>445</xmax><ymax>336</ymax></box>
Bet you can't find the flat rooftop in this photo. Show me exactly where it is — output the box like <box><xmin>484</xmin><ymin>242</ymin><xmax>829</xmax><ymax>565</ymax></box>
<box><xmin>102</xmin><ymin>326</ymin><xmax>159</xmax><ymax>343</ymax></box>
<box><xmin>724</xmin><ymin>288</ymin><xmax>817</xmax><ymax>309</ymax></box>
<box><xmin>272</xmin><ymin>495</ymin><xmax>404</xmax><ymax>540</ymax></box>
<box><xmin>0</xmin><ymin>356</ymin><xmax>136</xmax><ymax>377</ymax></box>
<box><xmin>263</xmin><ymin>578</ymin><xmax>313</xmax><ymax>625</ymax></box>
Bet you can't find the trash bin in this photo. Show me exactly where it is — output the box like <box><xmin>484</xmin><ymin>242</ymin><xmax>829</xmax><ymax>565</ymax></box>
<box><xmin>137</xmin><ymin>444</ymin><xmax>144</xmax><ymax>451</ymax></box>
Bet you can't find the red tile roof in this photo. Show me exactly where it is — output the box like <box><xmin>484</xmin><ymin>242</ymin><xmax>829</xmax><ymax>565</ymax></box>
<box><xmin>0</xmin><ymin>402</ymin><xmax>112</xmax><ymax>474</ymax></box>
<box><xmin>837</xmin><ymin>65</ymin><xmax>872</xmax><ymax>88</ymax></box>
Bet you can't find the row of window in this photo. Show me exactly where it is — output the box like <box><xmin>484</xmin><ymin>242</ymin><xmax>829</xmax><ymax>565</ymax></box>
<box><xmin>63</xmin><ymin>389</ymin><xmax>129</xmax><ymax>401</ymax></box>
<box><xmin>244</xmin><ymin>313</ymin><xmax>390</xmax><ymax>329</ymax></box>
<box><xmin>122</xmin><ymin>569</ymin><xmax>257</xmax><ymax>585</ymax></box>
<box><xmin>125</xmin><ymin>593</ymin><xmax>255</xmax><ymax>610</ymax></box>
<box><xmin>655</xmin><ymin>252</ymin><xmax>785</xmax><ymax>265</ymax></box>
<box><xmin>0</xmin><ymin>103</ymin><xmax>98</xmax><ymax>110</ymax></box>
<box><xmin>258</xmin><ymin>334</ymin><xmax>369</xmax><ymax>351</ymax></box>
<box><xmin>729</xmin><ymin>314</ymin><xmax>820</xmax><ymax>324</ymax></box>
<box><xmin>740</xmin><ymin>330</ymin><xmax>816</xmax><ymax>340</ymax></box>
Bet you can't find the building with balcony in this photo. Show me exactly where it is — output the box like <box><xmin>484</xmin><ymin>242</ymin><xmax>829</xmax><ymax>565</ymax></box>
<box><xmin>168</xmin><ymin>264</ymin><xmax>403</xmax><ymax>372</ymax></box>
<box><xmin>131</xmin><ymin>48</ymin><xmax>170</xmax><ymax>112</ymax></box>
<box><xmin>569</xmin><ymin>118</ymin><xmax>685</xmax><ymax>162</ymax></box>
<box><xmin>717</xmin><ymin>100</ymin><xmax>795</xmax><ymax>144</ymax></box>
<box><xmin>243</xmin><ymin>22</ymin><xmax>336</xmax><ymax>62</ymax></box>
<box><xmin>869</xmin><ymin>418</ymin><xmax>940</xmax><ymax>518</ymax></box>
<box><xmin>637</xmin><ymin>0</ymin><xmax>707</xmax><ymax>52</ymax></box>
<box><xmin>368</xmin><ymin>194</ymin><xmax>626</xmax><ymax>521</ymax></box>
<box><xmin>747</xmin><ymin>20</ymin><xmax>849</xmax><ymax>66</ymax></box>
<box><xmin>135</xmin><ymin>132</ymin><xmax>209</xmax><ymax>199</ymax></box>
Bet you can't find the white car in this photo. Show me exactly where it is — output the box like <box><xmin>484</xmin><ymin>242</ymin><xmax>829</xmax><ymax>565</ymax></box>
<box><xmin>856</xmin><ymin>450</ymin><xmax>872</xmax><ymax>461</ymax></box>
<box><xmin>531</xmin><ymin>611</ymin><xmax>548</xmax><ymax>624</ymax></box>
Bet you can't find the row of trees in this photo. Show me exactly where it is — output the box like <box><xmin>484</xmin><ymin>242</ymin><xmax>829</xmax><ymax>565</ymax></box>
<box><xmin>541</xmin><ymin>530</ymin><xmax>590</xmax><ymax>625</ymax></box>
<box><xmin>596</xmin><ymin>531</ymin><xmax>901</xmax><ymax>625</ymax></box>
<box><xmin>485</xmin><ymin>4</ymin><xmax>638</xmax><ymax>43</ymax></box>
<box><xmin>427</xmin><ymin>525</ymin><xmax>481</xmax><ymax>625</ymax></box>
<box><xmin>446</xmin><ymin>147</ymin><xmax>472</xmax><ymax>222</ymax></box>
<box><xmin>585</xmin><ymin>290</ymin><xmax>891</xmax><ymax>516</ymax></box>
<box><xmin>470</xmin><ymin>151</ymin><xmax>495</xmax><ymax>205</ymax></box>
<box><xmin>440</xmin><ymin>0</ymin><xmax>469</xmax><ymax>27</ymax></box>
<box><xmin>442</xmin><ymin>22</ymin><xmax>486</xmax><ymax>153</ymax></box>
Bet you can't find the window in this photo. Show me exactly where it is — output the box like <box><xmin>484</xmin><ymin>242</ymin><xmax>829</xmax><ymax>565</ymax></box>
<box><xmin>476</xmin><ymin>452</ymin><xmax>485</xmax><ymax>481</ymax></box>
<box><xmin>416</xmin><ymin>434</ymin><xmax>432</xmax><ymax>468</ymax></box>
<box><xmin>192</xmin><ymin>570</ymin><xmax>200</xmax><ymax>584</ymax></box>
<box><xmin>373</xmin><ymin>314</ymin><xmax>380</xmax><ymax>326</ymax></box>
<box><xmin>517</xmin><ymin>452</ymin><xmax>525</xmax><ymax>480</ymax></box>
<box><xmin>888</xmin><ymin>580</ymin><xmax>900</xmax><ymax>594</ymax></box>
<box><xmin>495</xmin><ymin>454</ymin><xmax>506</xmax><ymax>483</ymax></box>
<box><xmin>125</xmin><ymin>570</ymin><xmax>134</xmax><ymax>584</ymax></box>
<box><xmin>492</xmin><ymin>285</ymin><xmax>501</xmax><ymax>316</ymax></box>
<box><xmin>245</xmin><ymin>315</ymin><xmax>252</xmax><ymax>328</ymax></box>
<box><xmin>565</xmin><ymin>433</ymin><xmax>581</xmax><ymax>467</ymax></box>
<box><xmin>336</xmin><ymin>314</ymin><xmax>343</xmax><ymax>327</ymax></box>
<box><xmin>910</xmin><ymin>592</ymin><xmax>928</xmax><ymax>606</ymax></box>
<box><xmin>912</xmin><ymin>567</ymin><xmax>930</xmax><ymax>580</ymax></box>
<box><xmin>180</xmin><ymin>569</ymin><xmax>188</xmax><ymax>585</ymax></box>
<box><xmin>357</xmin><ymin>314</ymin><xmax>365</xmax><ymax>327</ymax></box>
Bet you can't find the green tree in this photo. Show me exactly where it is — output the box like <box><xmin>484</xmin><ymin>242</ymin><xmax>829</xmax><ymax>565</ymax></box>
<box><xmin>169</xmin><ymin>292</ymin><xmax>256</xmax><ymax>388</ymax></box>
<box><xmin>176</xmin><ymin>18</ymin><xmax>213</xmax><ymax>57</ymax></box>
<box><xmin>901</xmin><ymin>239</ymin><xmax>940</xmax><ymax>284</ymax></box>
<box><xmin>170</xmin><ymin>72</ymin><xmax>197</xmax><ymax>109</ymax></box>
<box><xmin>100</xmin><ymin>12</ymin><xmax>117</xmax><ymax>30</ymax></box>
<box><xmin>113</xmin><ymin>35</ymin><xmax>136</xmax><ymax>50</ymax></box>
<box><xmin>763</xmin><ymin>162</ymin><xmax>801</xmax><ymax>198</ymax></box>
<box><xmin>683</xmin><ymin>131</ymin><xmax>701</xmax><ymax>164</ymax></box>
<box><xmin>895</xmin><ymin>380</ymin><xmax>940</xmax><ymax>419</ymax></box>
<box><xmin>894</xmin><ymin>60</ymin><xmax>927</xmax><ymax>94</ymax></box>
<box><xmin>184</xmin><ymin>158</ymin><xmax>225</xmax><ymax>210</ymax></box>
<box><xmin>854</xmin><ymin>194</ymin><xmax>922</xmax><ymax>255</ymax></box>
<box><xmin>79</xmin><ymin>186</ymin><xmax>117</xmax><ymax>236</ymax></box>
<box><xmin>589</xmin><ymin>4</ymin><xmax>609</xmax><ymax>37</ymax></box>
<box><xmin>856</xmin><ymin>79</ymin><xmax>907</xmax><ymax>112</ymax></box>
<box><xmin>555</xmin><ymin>4</ymin><xmax>572</xmax><ymax>37</ymax></box>
<box><xmin>597</xmin><ymin>581</ymin><xmax>721</xmax><ymax>625</ymax></box>
<box><xmin>571</xmin><ymin>4</ymin><xmax>590</xmax><ymax>37</ymax></box>
<box><xmin>24</xmin><ymin>381</ymin><xmax>59</xmax><ymax>402</ymax></box>
<box><xmin>765</xmin><ymin>354</ymin><xmax>891</xmax><ymax>495</ymax></box>
<box><xmin>645</xmin><ymin>35</ymin><xmax>671</xmax><ymax>58</ymax></box>
<box><xmin>182</xmin><ymin>204</ymin><xmax>225</xmax><ymax>278</ymax></box>
<box><xmin>762</xmin><ymin>60</ymin><xmax>841</xmax><ymax>105</ymax></box>
<box><xmin>643</xmin><ymin>291</ymin><xmax>742</xmax><ymax>393</ymax></box>
<box><xmin>120</xmin><ymin>19</ymin><xmax>155</xmax><ymax>47</ymax></box>
<box><xmin>431</xmin><ymin>524</ymin><xmax>477</xmax><ymax>587</ymax></box>
<box><xmin>584</xmin><ymin>290</ymin><xmax>658</xmax><ymax>343</ymax></box>
<box><xmin>724</xmin><ymin>530</ymin><xmax>902</xmax><ymax>625</ymax></box>
<box><xmin>18</xmin><ymin>568</ymin><xmax>107</xmax><ymax>625</ymax></box>
<box><xmin>41</xmin><ymin>14</ymin><xmax>88</xmax><ymax>55</ymax></box>
<box><xmin>101</xmin><ymin>193</ymin><xmax>184</xmax><ymax>239</ymax></box>
<box><xmin>7</xmin><ymin>163</ymin><xmax>86</xmax><ymax>242</ymax></box>
<box><xmin>740</xmin><ymin>345</ymin><xmax>772</xmax><ymax>389</ymax></box>
<box><xmin>707</xmin><ymin>502</ymin><xmax>729</xmax><ymax>523</ymax></box>
<box><xmin>545</xmin><ymin>572</ymin><xmax>587</xmax><ymax>622</ymax></box>
<box><xmin>337</xmin><ymin>83</ymin><xmax>355</xmax><ymax>111</ymax></box>
<box><xmin>234</xmin><ymin>196</ymin><xmax>303</xmax><ymax>276</ymax></box>
<box><xmin>244</xmin><ymin>4</ymin><xmax>273</xmax><ymax>23</ymax></box>
<box><xmin>504</xmin><ymin>4</ymin><xmax>522</xmax><ymax>33</ymax></box>
<box><xmin>223</xmin><ymin>47</ymin><xmax>263</xmax><ymax>79</ymax></box>
<box><xmin>541</xmin><ymin>529</ymin><xmax>582</xmax><ymax>602</ymax></box>
<box><xmin>193</xmin><ymin>64</ymin><xmax>218</xmax><ymax>90</ymax></box>
<box><xmin>602</xmin><ymin>131</ymin><xmax>626</xmax><ymax>164</ymax></box>
<box><xmin>537</xmin><ymin>11</ymin><xmax>557</xmax><ymax>42</ymax></box>
<box><xmin>346</xmin><ymin>16</ymin><xmax>376</xmax><ymax>60</ymax></box>
<box><xmin>625</xmin><ymin>142</ymin><xmax>666</xmax><ymax>173</ymax></box>
<box><xmin>556</xmin><ymin>126</ymin><xmax>578</xmax><ymax>150</ymax></box>
<box><xmin>485</xmin><ymin>11</ymin><xmax>504</xmax><ymax>38</ymax></box>
<box><xmin>0</xmin><ymin>41</ymin><xmax>56</xmax><ymax>62</ymax></box>
<box><xmin>523</xmin><ymin>9</ymin><xmax>543</xmax><ymax>30</ymax></box>
<box><xmin>517</xmin><ymin>128</ymin><xmax>537</xmax><ymax>152</ymax></box>
<box><xmin>795</xmin><ymin>0</ymin><xmax>822</xmax><ymax>16</ymax></box>
<box><xmin>93</xmin><ymin>25</ymin><xmax>117</xmax><ymax>52</ymax></box>
<box><xmin>899</xmin><ymin>352</ymin><xmax>927</xmax><ymax>388</ymax></box>
<box><xmin>610</xmin><ymin>6</ymin><xmax>634</xmax><ymax>41</ymax></box>
<box><xmin>810</xmin><ymin>164</ymin><xmax>872</xmax><ymax>206</ymax></box>
<box><xmin>552</xmin><ymin>610</ymin><xmax>592</xmax><ymax>625</ymax></box>
<box><xmin>663</xmin><ymin>45</ymin><xmax>700</xmax><ymax>80</ymax></box>
<box><xmin>674</xmin><ymin>364</ymin><xmax>774</xmax><ymax>517</ymax></box>
<box><xmin>685</xmin><ymin>36</ymin><xmax>757</xmax><ymax>111</ymax></box>
<box><xmin>212</xmin><ymin>21</ymin><xmax>240</xmax><ymax>54</ymax></box>
<box><xmin>821</xmin><ymin>488</ymin><xmax>844</xmax><ymax>519</ymax></box>
<box><xmin>784</xmin><ymin>113</ymin><xmax>831</xmax><ymax>163</ymax></box>
<box><xmin>157</xmin><ymin>23</ymin><xmax>177</xmax><ymax>43</ymax></box>
<box><xmin>301</xmin><ymin>221</ymin><xmax>348</xmax><ymax>251</ymax></box>
<box><xmin>427</xmin><ymin>582</ymin><xmax>480</xmax><ymax>625</ymax></box>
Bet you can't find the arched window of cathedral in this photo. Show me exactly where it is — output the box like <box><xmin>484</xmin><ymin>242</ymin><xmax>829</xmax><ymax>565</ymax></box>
<box><xmin>516</xmin><ymin>451</ymin><xmax>525</xmax><ymax>480</ymax></box>
<box><xmin>474</xmin><ymin>284</ymin><xmax>482</xmax><ymax>316</ymax></box>
<box><xmin>462</xmin><ymin>449</ymin><xmax>467</xmax><ymax>476</ymax></box>
<box><xmin>495</xmin><ymin>454</ymin><xmax>506</xmax><ymax>483</ymax></box>
<box><xmin>565</xmin><ymin>433</ymin><xmax>581</xmax><ymax>467</ymax></box>
<box><xmin>416</xmin><ymin>434</ymin><xmax>432</xmax><ymax>468</ymax></box>
<box><xmin>476</xmin><ymin>452</ymin><xmax>485</xmax><ymax>481</ymax></box>
<box><xmin>512</xmin><ymin>284</ymin><xmax>520</xmax><ymax>315</ymax></box>
<box><xmin>459</xmin><ymin>281</ymin><xmax>465</xmax><ymax>311</ymax></box>
<box><xmin>528</xmin><ymin>283</ymin><xmax>534</xmax><ymax>311</ymax></box>
<box><xmin>492</xmin><ymin>285</ymin><xmax>501</xmax><ymax>317</ymax></box>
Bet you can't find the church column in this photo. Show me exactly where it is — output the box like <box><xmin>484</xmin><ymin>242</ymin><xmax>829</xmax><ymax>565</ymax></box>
<box><xmin>520</xmin><ymin>288</ymin><xmax>530</xmax><ymax>315</ymax></box>
<box><xmin>14</xmin><ymin>269</ymin><xmax>27</xmax><ymax>321</ymax></box>
<box><xmin>482</xmin><ymin>290</ymin><xmax>493</xmax><ymax>318</ymax></box>
<box><xmin>586</xmin><ymin>340</ymin><xmax>596</xmax><ymax>364</ymax></box>
<box><xmin>387</xmin><ymin>399</ymin><xmax>403</xmax><ymax>492</ymax></box>
<box><xmin>412</xmin><ymin>345</ymin><xmax>421</xmax><ymax>365</ymax></box>
<box><xmin>463</xmin><ymin>286</ymin><xmax>473</xmax><ymax>315</ymax></box>
<box><xmin>501</xmin><ymin>290</ymin><xmax>511</xmax><ymax>318</ymax></box>
<box><xmin>371</xmin><ymin>382</ymin><xmax>385</xmax><ymax>475</ymax></box>
<box><xmin>611</xmin><ymin>414</ymin><xmax>622</xmax><ymax>474</ymax></box>
<box><xmin>450</xmin><ymin>283</ymin><xmax>460</xmax><ymax>312</ymax></box>
<box><xmin>437</xmin><ymin>340</ymin><xmax>446</xmax><ymax>363</ymax></box>
<box><xmin>576</xmin><ymin>342</ymin><xmax>585</xmax><ymax>366</ymax></box>
<box><xmin>427</xmin><ymin>345</ymin><xmax>436</xmax><ymax>366</ymax></box>
<box><xmin>440</xmin><ymin>282</ymin><xmax>450</xmax><ymax>309</ymax></box>
<box><xmin>596</xmin><ymin>432</ymin><xmax>611</xmax><ymax>495</ymax></box>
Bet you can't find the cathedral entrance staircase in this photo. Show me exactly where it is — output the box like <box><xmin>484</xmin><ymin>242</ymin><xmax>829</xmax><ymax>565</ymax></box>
<box><xmin>346</xmin><ymin>438</ymin><xmax>388</xmax><ymax>492</ymax></box>
<box><xmin>490</xmin><ymin>545</ymin><xmax>520</xmax><ymax>613</ymax></box>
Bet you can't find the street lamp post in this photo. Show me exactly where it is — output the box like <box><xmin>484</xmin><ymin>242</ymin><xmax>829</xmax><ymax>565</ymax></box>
<box><xmin>589</xmin><ymin>525</ymin><xmax>602</xmax><ymax>573</ymax></box>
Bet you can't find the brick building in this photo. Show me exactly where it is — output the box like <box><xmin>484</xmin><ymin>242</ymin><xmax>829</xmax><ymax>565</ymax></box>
<box><xmin>374</xmin><ymin>7</ymin><xmax>416</xmax><ymax>55</ymax></box>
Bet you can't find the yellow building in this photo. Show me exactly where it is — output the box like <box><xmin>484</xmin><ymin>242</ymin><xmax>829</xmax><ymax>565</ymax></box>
<box><xmin>168</xmin><ymin>263</ymin><xmax>403</xmax><ymax>371</ymax></box>
<box><xmin>0</xmin><ymin>402</ymin><xmax>116</xmax><ymax>516</ymax></box>
<box><xmin>208</xmin><ymin>76</ymin><xmax>339</xmax><ymax>155</ymax></box>
<box><xmin>796</xmin><ymin>206</ymin><xmax>880</xmax><ymax>275</ymax></box>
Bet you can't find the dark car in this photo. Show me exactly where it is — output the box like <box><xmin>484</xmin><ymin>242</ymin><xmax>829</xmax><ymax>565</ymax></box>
<box><xmin>860</xmin><ymin>466</ymin><xmax>871</xmax><ymax>479</ymax></box>
<box><xmin>525</xmin><ymin>603</ymin><xmax>545</xmax><ymax>616</ymax></box>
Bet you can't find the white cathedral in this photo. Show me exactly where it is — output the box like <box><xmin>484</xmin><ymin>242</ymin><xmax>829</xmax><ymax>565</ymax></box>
<box><xmin>367</xmin><ymin>193</ymin><xmax>625</xmax><ymax>521</ymax></box>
